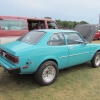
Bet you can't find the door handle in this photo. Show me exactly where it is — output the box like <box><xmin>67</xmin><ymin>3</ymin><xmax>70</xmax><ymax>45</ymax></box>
<box><xmin>70</xmin><ymin>47</ymin><xmax>73</xmax><ymax>50</ymax></box>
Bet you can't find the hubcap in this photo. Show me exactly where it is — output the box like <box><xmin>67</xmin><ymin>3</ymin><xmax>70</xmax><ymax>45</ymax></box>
<box><xmin>42</xmin><ymin>66</ymin><xmax>56</xmax><ymax>83</ymax></box>
<box><xmin>95</xmin><ymin>54</ymin><xmax>100</xmax><ymax>66</ymax></box>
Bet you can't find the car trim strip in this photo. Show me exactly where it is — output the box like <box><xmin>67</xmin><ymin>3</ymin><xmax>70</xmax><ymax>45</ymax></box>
<box><xmin>91</xmin><ymin>51</ymin><xmax>95</xmax><ymax>52</ymax></box>
<box><xmin>59</xmin><ymin>56</ymin><xmax>68</xmax><ymax>58</ymax></box>
<box><xmin>69</xmin><ymin>52</ymin><xmax>90</xmax><ymax>57</ymax></box>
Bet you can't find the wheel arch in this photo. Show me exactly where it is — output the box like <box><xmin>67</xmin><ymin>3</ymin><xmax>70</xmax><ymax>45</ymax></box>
<box><xmin>91</xmin><ymin>50</ymin><xmax>100</xmax><ymax>68</ymax></box>
<box><xmin>91</xmin><ymin>49</ymin><xmax>100</xmax><ymax>60</ymax></box>
<box><xmin>96</xmin><ymin>50</ymin><xmax>100</xmax><ymax>52</ymax></box>
<box><xmin>35</xmin><ymin>58</ymin><xmax>58</xmax><ymax>72</ymax></box>
<box><xmin>94</xmin><ymin>50</ymin><xmax>100</xmax><ymax>56</ymax></box>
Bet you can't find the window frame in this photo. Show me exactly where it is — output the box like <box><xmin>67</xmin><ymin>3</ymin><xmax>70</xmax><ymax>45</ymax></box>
<box><xmin>64</xmin><ymin>32</ymin><xmax>85</xmax><ymax>45</ymax></box>
<box><xmin>47</xmin><ymin>21</ymin><xmax>59</xmax><ymax>29</ymax></box>
<box><xmin>0</xmin><ymin>19</ymin><xmax>27</xmax><ymax>31</ymax></box>
<box><xmin>18</xmin><ymin>31</ymin><xmax>46</xmax><ymax>44</ymax></box>
<box><xmin>48</xmin><ymin>32</ymin><xmax>66</xmax><ymax>46</ymax></box>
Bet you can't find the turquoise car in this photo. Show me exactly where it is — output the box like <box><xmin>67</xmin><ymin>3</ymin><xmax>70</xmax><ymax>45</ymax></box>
<box><xmin>0</xmin><ymin>24</ymin><xmax>100</xmax><ymax>86</ymax></box>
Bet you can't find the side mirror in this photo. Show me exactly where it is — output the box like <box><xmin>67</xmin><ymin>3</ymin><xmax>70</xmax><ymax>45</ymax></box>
<box><xmin>83</xmin><ymin>41</ymin><xmax>89</xmax><ymax>45</ymax></box>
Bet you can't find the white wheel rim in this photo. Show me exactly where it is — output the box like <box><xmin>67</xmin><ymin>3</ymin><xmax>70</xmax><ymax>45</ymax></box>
<box><xmin>95</xmin><ymin>54</ymin><xmax>100</xmax><ymax>66</ymax></box>
<box><xmin>42</xmin><ymin>66</ymin><xmax>56</xmax><ymax>83</ymax></box>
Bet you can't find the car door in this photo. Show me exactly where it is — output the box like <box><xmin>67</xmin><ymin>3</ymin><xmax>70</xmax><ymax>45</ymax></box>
<box><xmin>64</xmin><ymin>32</ymin><xmax>91</xmax><ymax>67</ymax></box>
<box><xmin>48</xmin><ymin>32</ymin><xmax>69</xmax><ymax>69</ymax></box>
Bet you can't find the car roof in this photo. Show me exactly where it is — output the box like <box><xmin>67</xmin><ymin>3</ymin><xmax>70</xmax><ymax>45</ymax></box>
<box><xmin>33</xmin><ymin>29</ymin><xmax>76</xmax><ymax>34</ymax></box>
<box><xmin>0</xmin><ymin>16</ymin><xmax>56</xmax><ymax>21</ymax></box>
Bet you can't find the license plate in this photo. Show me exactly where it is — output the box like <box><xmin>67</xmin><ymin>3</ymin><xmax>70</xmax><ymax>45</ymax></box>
<box><xmin>3</xmin><ymin>52</ymin><xmax>6</xmax><ymax>57</ymax></box>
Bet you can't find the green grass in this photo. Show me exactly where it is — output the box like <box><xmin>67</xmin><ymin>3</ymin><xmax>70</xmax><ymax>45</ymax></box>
<box><xmin>0</xmin><ymin>40</ymin><xmax>100</xmax><ymax>100</ymax></box>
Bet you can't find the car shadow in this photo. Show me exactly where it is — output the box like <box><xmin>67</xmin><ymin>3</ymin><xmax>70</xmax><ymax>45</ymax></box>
<box><xmin>0</xmin><ymin>62</ymin><xmax>92</xmax><ymax>91</ymax></box>
<box><xmin>60</xmin><ymin>62</ymin><xmax>92</xmax><ymax>73</ymax></box>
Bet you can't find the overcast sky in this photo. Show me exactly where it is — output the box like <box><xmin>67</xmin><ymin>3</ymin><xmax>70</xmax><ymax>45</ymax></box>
<box><xmin>0</xmin><ymin>0</ymin><xmax>100</xmax><ymax>24</ymax></box>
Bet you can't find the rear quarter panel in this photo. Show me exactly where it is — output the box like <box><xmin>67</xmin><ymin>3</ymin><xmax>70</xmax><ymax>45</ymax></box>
<box><xmin>16</xmin><ymin>45</ymin><xmax>69</xmax><ymax>74</ymax></box>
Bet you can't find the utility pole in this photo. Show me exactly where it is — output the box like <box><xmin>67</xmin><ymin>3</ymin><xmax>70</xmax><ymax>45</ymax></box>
<box><xmin>99</xmin><ymin>14</ymin><xmax>100</xmax><ymax>23</ymax></box>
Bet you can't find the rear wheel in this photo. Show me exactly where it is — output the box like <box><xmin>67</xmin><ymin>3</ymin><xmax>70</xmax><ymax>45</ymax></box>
<box><xmin>91</xmin><ymin>52</ymin><xmax>100</xmax><ymax>68</ymax></box>
<box><xmin>34</xmin><ymin>61</ymin><xmax>59</xmax><ymax>86</ymax></box>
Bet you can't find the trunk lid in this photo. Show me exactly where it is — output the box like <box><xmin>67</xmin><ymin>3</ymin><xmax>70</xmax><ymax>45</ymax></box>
<box><xmin>0</xmin><ymin>41</ymin><xmax>33</xmax><ymax>54</ymax></box>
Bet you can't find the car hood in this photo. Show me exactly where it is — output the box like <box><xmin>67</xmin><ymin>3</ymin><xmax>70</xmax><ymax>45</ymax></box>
<box><xmin>74</xmin><ymin>24</ymin><xmax>100</xmax><ymax>42</ymax></box>
<box><xmin>0</xmin><ymin>41</ymin><xmax>33</xmax><ymax>53</ymax></box>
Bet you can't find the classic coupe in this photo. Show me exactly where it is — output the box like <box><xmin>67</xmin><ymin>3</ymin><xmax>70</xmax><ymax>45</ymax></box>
<box><xmin>0</xmin><ymin>24</ymin><xmax>100</xmax><ymax>86</ymax></box>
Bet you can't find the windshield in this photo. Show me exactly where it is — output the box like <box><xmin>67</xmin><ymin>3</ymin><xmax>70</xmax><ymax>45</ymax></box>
<box><xmin>18</xmin><ymin>31</ymin><xmax>46</xmax><ymax>44</ymax></box>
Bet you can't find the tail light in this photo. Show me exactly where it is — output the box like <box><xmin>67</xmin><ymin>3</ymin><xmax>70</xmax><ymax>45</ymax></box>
<box><xmin>5</xmin><ymin>54</ymin><xmax>19</xmax><ymax>63</ymax></box>
<box><xmin>0</xmin><ymin>49</ymin><xmax>2</xmax><ymax>55</ymax></box>
<box><xmin>0</xmin><ymin>49</ymin><xmax>19</xmax><ymax>63</ymax></box>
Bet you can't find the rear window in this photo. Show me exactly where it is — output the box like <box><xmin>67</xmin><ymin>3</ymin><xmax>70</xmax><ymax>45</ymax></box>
<box><xmin>1</xmin><ymin>19</ymin><xmax>26</xmax><ymax>30</ymax></box>
<box><xmin>18</xmin><ymin>31</ymin><xmax>46</xmax><ymax>44</ymax></box>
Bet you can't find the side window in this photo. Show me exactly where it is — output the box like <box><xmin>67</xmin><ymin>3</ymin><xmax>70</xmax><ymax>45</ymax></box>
<box><xmin>64</xmin><ymin>33</ymin><xmax>84</xmax><ymax>45</ymax></box>
<box><xmin>47</xmin><ymin>22</ymin><xmax>59</xmax><ymax>29</ymax></box>
<box><xmin>28</xmin><ymin>21</ymin><xmax>45</xmax><ymax>31</ymax></box>
<box><xmin>21</xmin><ymin>20</ymin><xmax>27</xmax><ymax>30</ymax></box>
<box><xmin>49</xmin><ymin>33</ymin><xmax>66</xmax><ymax>46</ymax></box>
<box><xmin>40</xmin><ymin>21</ymin><xmax>46</xmax><ymax>29</ymax></box>
<box><xmin>1</xmin><ymin>20</ymin><xmax>27</xmax><ymax>30</ymax></box>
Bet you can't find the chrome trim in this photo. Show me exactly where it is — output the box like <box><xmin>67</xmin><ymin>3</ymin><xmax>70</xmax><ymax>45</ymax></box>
<box><xmin>91</xmin><ymin>51</ymin><xmax>95</xmax><ymax>52</ymax></box>
<box><xmin>69</xmin><ymin>52</ymin><xmax>90</xmax><ymax>57</ymax></box>
<box><xmin>59</xmin><ymin>56</ymin><xmax>68</xmax><ymax>58</ymax></box>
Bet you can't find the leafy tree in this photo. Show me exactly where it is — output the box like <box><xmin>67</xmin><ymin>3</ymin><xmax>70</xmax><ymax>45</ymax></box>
<box><xmin>44</xmin><ymin>17</ymin><xmax>88</xmax><ymax>29</ymax></box>
<box><xmin>80</xmin><ymin>21</ymin><xmax>88</xmax><ymax>24</ymax></box>
<box><xmin>45</xmin><ymin>17</ymin><xmax>52</xmax><ymax>19</ymax></box>
<box><xmin>56</xmin><ymin>20</ymin><xmax>88</xmax><ymax>29</ymax></box>
<box><xmin>56</xmin><ymin>20</ymin><xmax>63</xmax><ymax>27</ymax></box>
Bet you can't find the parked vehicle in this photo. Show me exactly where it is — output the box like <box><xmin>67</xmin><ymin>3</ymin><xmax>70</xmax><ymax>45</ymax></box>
<box><xmin>0</xmin><ymin>24</ymin><xmax>100</xmax><ymax>86</ymax></box>
<box><xmin>0</xmin><ymin>16</ymin><xmax>60</xmax><ymax>44</ymax></box>
<box><xmin>94</xmin><ymin>30</ymin><xmax>100</xmax><ymax>40</ymax></box>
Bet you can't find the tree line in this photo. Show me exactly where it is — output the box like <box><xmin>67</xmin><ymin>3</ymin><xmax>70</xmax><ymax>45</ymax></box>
<box><xmin>56</xmin><ymin>20</ymin><xmax>88</xmax><ymax>29</ymax></box>
<box><xmin>45</xmin><ymin>17</ymin><xmax>88</xmax><ymax>29</ymax></box>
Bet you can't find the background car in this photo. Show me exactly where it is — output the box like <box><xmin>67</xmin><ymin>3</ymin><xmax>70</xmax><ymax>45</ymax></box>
<box><xmin>0</xmin><ymin>15</ymin><xmax>60</xmax><ymax>44</ymax></box>
<box><xmin>94</xmin><ymin>30</ymin><xmax>100</xmax><ymax>40</ymax></box>
<box><xmin>0</xmin><ymin>25</ymin><xmax>100</xmax><ymax>86</ymax></box>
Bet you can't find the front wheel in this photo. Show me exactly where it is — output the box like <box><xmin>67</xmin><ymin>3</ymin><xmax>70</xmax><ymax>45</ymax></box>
<box><xmin>34</xmin><ymin>61</ymin><xmax>59</xmax><ymax>86</ymax></box>
<box><xmin>91</xmin><ymin>52</ymin><xmax>100</xmax><ymax>68</ymax></box>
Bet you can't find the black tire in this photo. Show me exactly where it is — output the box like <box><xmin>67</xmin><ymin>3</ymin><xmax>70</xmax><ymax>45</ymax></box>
<box><xmin>34</xmin><ymin>61</ymin><xmax>59</xmax><ymax>86</ymax></box>
<box><xmin>91</xmin><ymin>52</ymin><xmax>100</xmax><ymax>68</ymax></box>
<box><xmin>98</xmin><ymin>37</ymin><xmax>100</xmax><ymax>40</ymax></box>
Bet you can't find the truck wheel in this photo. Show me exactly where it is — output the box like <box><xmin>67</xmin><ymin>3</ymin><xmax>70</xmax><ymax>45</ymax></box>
<box><xmin>34</xmin><ymin>61</ymin><xmax>59</xmax><ymax>86</ymax></box>
<box><xmin>91</xmin><ymin>52</ymin><xmax>100</xmax><ymax>68</ymax></box>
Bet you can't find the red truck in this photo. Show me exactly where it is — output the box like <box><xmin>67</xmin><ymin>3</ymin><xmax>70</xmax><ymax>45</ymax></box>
<box><xmin>0</xmin><ymin>16</ymin><xmax>60</xmax><ymax>44</ymax></box>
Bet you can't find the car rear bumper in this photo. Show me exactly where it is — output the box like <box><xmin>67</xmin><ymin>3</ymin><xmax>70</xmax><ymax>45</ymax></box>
<box><xmin>0</xmin><ymin>56</ymin><xmax>20</xmax><ymax>74</ymax></box>
<box><xmin>5</xmin><ymin>67</ymin><xmax>20</xmax><ymax>74</ymax></box>
<box><xmin>3</xmin><ymin>67</ymin><xmax>20</xmax><ymax>74</ymax></box>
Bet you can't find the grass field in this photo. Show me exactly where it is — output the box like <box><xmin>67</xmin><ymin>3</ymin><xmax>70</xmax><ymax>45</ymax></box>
<box><xmin>0</xmin><ymin>40</ymin><xmax>100</xmax><ymax>100</ymax></box>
